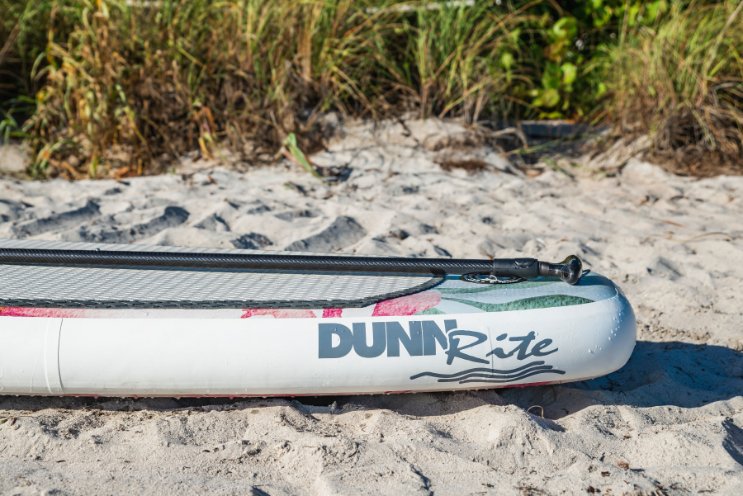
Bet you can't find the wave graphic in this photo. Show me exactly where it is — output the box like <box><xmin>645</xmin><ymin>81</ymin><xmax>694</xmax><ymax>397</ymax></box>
<box><xmin>410</xmin><ymin>361</ymin><xmax>565</xmax><ymax>384</ymax></box>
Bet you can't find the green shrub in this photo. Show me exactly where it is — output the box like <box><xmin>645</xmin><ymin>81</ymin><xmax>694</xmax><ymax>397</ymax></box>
<box><xmin>523</xmin><ymin>0</ymin><xmax>671</xmax><ymax>119</ymax></box>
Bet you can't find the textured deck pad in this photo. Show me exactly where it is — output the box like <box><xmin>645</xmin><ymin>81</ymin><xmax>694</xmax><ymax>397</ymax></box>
<box><xmin>426</xmin><ymin>274</ymin><xmax>616</xmax><ymax>314</ymax></box>
<box><xmin>0</xmin><ymin>239</ymin><xmax>441</xmax><ymax>309</ymax></box>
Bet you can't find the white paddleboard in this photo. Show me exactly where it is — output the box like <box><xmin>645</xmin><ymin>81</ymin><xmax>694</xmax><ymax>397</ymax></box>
<box><xmin>0</xmin><ymin>240</ymin><xmax>635</xmax><ymax>397</ymax></box>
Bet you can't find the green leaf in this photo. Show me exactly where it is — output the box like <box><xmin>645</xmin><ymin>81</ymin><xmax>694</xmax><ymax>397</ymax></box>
<box><xmin>593</xmin><ymin>6</ymin><xmax>613</xmax><ymax>28</ymax></box>
<box><xmin>552</xmin><ymin>17</ymin><xmax>577</xmax><ymax>41</ymax></box>
<box><xmin>627</xmin><ymin>4</ymin><xmax>641</xmax><ymax>27</ymax></box>
<box><xmin>283</xmin><ymin>133</ymin><xmax>321</xmax><ymax>179</ymax></box>
<box><xmin>533</xmin><ymin>88</ymin><xmax>560</xmax><ymax>109</ymax></box>
<box><xmin>646</xmin><ymin>1</ymin><xmax>668</xmax><ymax>23</ymax></box>
<box><xmin>541</xmin><ymin>62</ymin><xmax>562</xmax><ymax>89</ymax></box>
<box><xmin>561</xmin><ymin>63</ymin><xmax>577</xmax><ymax>86</ymax></box>
<box><xmin>596</xmin><ymin>82</ymin><xmax>607</xmax><ymax>98</ymax></box>
<box><xmin>500</xmin><ymin>52</ymin><xmax>514</xmax><ymax>70</ymax></box>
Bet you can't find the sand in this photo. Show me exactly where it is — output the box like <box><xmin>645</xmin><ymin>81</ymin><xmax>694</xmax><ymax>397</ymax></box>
<box><xmin>0</xmin><ymin>119</ymin><xmax>741</xmax><ymax>495</ymax></box>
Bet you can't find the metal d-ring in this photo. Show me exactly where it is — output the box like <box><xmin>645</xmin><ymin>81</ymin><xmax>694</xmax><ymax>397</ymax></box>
<box><xmin>461</xmin><ymin>273</ymin><xmax>525</xmax><ymax>285</ymax></box>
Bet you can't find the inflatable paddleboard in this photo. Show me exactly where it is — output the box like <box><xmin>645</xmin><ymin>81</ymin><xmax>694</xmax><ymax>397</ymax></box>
<box><xmin>0</xmin><ymin>239</ymin><xmax>635</xmax><ymax>397</ymax></box>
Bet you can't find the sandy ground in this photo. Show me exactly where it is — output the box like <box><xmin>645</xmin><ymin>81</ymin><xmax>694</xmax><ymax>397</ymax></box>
<box><xmin>0</xmin><ymin>119</ymin><xmax>741</xmax><ymax>495</ymax></box>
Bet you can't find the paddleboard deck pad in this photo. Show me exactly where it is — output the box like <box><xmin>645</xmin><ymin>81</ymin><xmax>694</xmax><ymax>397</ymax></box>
<box><xmin>0</xmin><ymin>239</ymin><xmax>636</xmax><ymax>397</ymax></box>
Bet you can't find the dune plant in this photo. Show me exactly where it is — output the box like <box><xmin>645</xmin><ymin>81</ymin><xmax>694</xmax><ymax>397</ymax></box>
<box><xmin>1</xmin><ymin>2</ymin><xmax>46</xmax><ymax>101</ymax></box>
<box><xmin>1</xmin><ymin>0</ymin><xmax>739</xmax><ymax>178</ymax></box>
<box><xmin>603</xmin><ymin>0</ymin><xmax>742</xmax><ymax>173</ymax></box>
<box><xmin>23</xmin><ymin>0</ymin><xmax>396</xmax><ymax>177</ymax></box>
<box><xmin>0</xmin><ymin>0</ymin><xmax>79</xmax><ymax>138</ymax></box>
<box><xmin>377</xmin><ymin>0</ymin><xmax>531</xmax><ymax>122</ymax></box>
<box><xmin>523</xmin><ymin>0</ymin><xmax>671</xmax><ymax>119</ymax></box>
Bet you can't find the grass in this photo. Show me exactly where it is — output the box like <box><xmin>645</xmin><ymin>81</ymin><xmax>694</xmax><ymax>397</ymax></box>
<box><xmin>603</xmin><ymin>0</ymin><xmax>742</xmax><ymax>174</ymax></box>
<box><xmin>16</xmin><ymin>0</ymin><xmax>407</xmax><ymax>177</ymax></box>
<box><xmin>0</xmin><ymin>1</ymin><xmax>67</xmax><ymax>140</ymax></box>
<box><xmin>379</xmin><ymin>1</ymin><xmax>531</xmax><ymax>122</ymax></box>
<box><xmin>0</xmin><ymin>0</ymin><xmax>740</xmax><ymax>178</ymax></box>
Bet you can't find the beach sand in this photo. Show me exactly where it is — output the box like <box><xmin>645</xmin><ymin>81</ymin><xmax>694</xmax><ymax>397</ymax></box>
<box><xmin>0</xmin><ymin>119</ymin><xmax>741</xmax><ymax>494</ymax></box>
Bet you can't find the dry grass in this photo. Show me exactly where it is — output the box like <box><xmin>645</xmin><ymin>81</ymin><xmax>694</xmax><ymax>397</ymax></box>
<box><xmin>603</xmin><ymin>0</ymin><xmax>742</xmax><ymax>175</ymax></box>
<box><xmin>18</xmin><ymin>0</ymin><xmax>530</xmax><ymax>178</ymax></box>
<box><xmin>1</xmin><ymin>0</ymin><xmax>740</xmax><ymax>178</ymax></box>
<box><xmin>378</xmin><ymin>0</ymin><xmax>532</xmax><ymax>122</ymax></box>
<box><xmin>22</xmin><ymin>0</ymin><xmax>399</xmax><ymax>177</ymax></box>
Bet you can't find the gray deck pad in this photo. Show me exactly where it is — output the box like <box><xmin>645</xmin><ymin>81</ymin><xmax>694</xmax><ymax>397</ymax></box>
<box><xmin>0</xmin><ymin>239</ymin><xmax>441</xmax><ymax>309</ymax></box>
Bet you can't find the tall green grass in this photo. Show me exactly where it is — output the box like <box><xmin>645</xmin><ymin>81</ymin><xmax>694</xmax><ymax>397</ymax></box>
<box><xmin>603</xmin><ymin>0</ymin><xmax>742</xmax><ymax>174</ymax></box>
<box><xmin>0</xmin><ymin>0</ymin><xmax>739</xmax><ymax>178</ymax></box>
<box><xmin>21</xmin><ymin>0</ymin><xmax>411</xmax><ymax>176</ymax></box>
<box><xmin>15</xmin><ymin>0</ymin><xmax>536</xmax><ymax>177</ymax></box>
<box><xmin>380</xmin><ymin>1</ymin><xmax>529</xmax><ymax>122</ymax></box>
<box><xmin>0</xmin><ymin>1</ymin><xmax>75</xmax><ymax>140</ymax></box>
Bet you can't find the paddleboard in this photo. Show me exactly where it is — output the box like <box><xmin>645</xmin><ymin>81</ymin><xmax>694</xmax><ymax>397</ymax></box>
<box><xmin>0</xmin><ymin>239</ymin><xmax>636</xmax><ymax>397</ymax></box>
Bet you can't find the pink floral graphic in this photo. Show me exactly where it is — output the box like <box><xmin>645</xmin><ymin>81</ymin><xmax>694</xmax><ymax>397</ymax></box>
<box><xmin>241</xmin><ymin>308</ymin><xmax>317</xmax><ymax>319</ymax></box>
<box><xmin>372</xmin><ymin>290</ymin><xmax>441</xmax><ymax>316</ymax></box>
<box><xmin>0</xmin><ymin>307</ymin><xmax>84</xmax><ymax>318</ymax></box>
<box><xmin>322</xmin><ymin>308</ymin><xmax>343</xmax><ymax>318</ymax></box>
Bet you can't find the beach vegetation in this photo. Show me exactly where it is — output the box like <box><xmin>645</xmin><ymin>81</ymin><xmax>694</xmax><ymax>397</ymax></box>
<box><xmin>601</xmin><ymin>0</ymin><xmax>742</xmax><ymax>175</ymax></box>
<box><xmin>0</xmin><ymin>0</ymin><xmax>739</xmax><ymax>178</ymax></box>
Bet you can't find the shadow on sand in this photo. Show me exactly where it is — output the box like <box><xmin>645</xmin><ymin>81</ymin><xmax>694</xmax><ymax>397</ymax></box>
<box><xmin>494</xmin><ymin>340</ymin><xmax>743</xmax><ymax>419</ymax></box>
<box><xmin>339</xmin><ymin>340</ymin><xmax>743</xmax><ymax>418</ymax></box>
<box><xmin>0</xmin><ymin>341</ymin><xmax>740</xmax><ymax>419</ymax></box>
